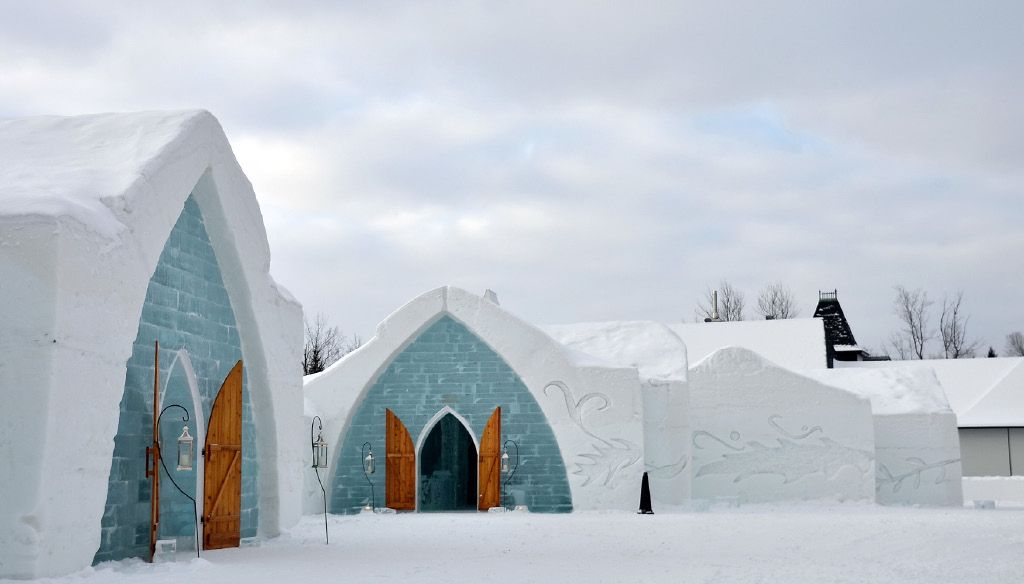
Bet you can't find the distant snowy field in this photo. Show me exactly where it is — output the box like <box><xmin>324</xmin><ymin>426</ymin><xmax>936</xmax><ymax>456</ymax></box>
<box><xmin>13</xmin><ymin>506</ymin><xmax>1023</xmax><ymax>584</ymax></box>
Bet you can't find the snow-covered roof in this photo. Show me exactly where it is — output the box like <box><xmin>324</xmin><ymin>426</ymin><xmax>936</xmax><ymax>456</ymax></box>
<box><xmin>0</xmin><ymin>110</ymin><xmax>213</xmax><ymax>238</ymax></box>
<box><xmin>804</xmin><ymin>366</ymin><xmax>952</xmax><ymax>416</ymax></box>
<box><xmin>669</xmin><ymin>318</ymin><xmax>826</xmax><ymax>371</ymax></box>
<box><xmin>543</xmin><ymin>321</ymin><xmax>688</xmax><ymax>381</ymax></box>
<box><xmin>839</xmin><ymin>357</ymin><xmax>1024</xmax><ymax>426</ymax></box>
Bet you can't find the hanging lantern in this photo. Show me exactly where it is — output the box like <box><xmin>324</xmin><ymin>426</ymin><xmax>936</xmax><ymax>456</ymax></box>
<box><xmin>364</xmin><ymin>449</ymin><xmax>375</xmax><ymax>475</ymax></box>
<box><xmin>176</xmin><ymin>425</ymin><xmax>194</xmax><ymax>471</ymax></box>
<box><xmin>501</xmin><ymin>446</ymin><xmax>510</xmax><ymax>473</ymax></box>
<box><xmin>313</xmin><ymin>431</ymin><xmax>329</xmax><ymax>469</ymax></box>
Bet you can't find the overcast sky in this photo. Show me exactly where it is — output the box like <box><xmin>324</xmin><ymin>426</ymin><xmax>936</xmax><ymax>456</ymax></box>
<box><xmin>3</xmin><ymin>1</ymin><xmax>1023</xmax><ymax>356</ymax></box>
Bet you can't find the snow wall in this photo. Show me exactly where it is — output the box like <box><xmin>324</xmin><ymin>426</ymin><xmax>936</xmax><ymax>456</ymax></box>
<box><xmin>304</xmin><ymin>287</ymin><xmax>647</xmax><ymax>512</ymax></box>
<box><xmin>806</xmin><ymin>367</ymin><xmax>964</xmax><ymax>506</ymax></box>
<box><xmin>0</xmin><ymin>111</ymin><xmax>304</xmax><ymax>578</ymax></box>
<box><xmin>542</xmin><ymin>321</ymin><xmax>691</xmax><ymax>506</ymax></box>
<box><xmin>670</xmin><ymin>318</ymin><xmax>826</xmax><ymax>371</ymax></box>
<box><xmin>687</xmin><ymin>347</ymin><xmax>875</xmax><ymax>503</ymax></box>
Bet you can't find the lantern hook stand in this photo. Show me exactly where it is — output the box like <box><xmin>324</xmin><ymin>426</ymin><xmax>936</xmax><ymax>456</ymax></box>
<box><xmin>361</xmin><ymin>441</ymin><xmax>376</xmax><ymax>511</ymax></box>
<box><xmin>311</xmin><ymin>416</ymin><xmax>329</xmax><ymax>544</ymax></box>
<box><xmin>501</xmin><ymin>439</ymin><xmax>520</xmax><ymax>510</ymax></box>
<box><xmin>155</xmin><ymin>404</ymin><xmax>200</xmax><ymax>558</ymax></box>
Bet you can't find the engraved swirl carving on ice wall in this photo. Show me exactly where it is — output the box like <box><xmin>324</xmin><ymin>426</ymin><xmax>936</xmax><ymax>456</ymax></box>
<box><xmin>544</xmin><ymin>381</ymin><xmax>642</xmax><ymax>488</ymax></box>
<box><xmin>877</xmin><ymin>457</ymin><xmax>960</xmax><ymax>493</ymax></box>
<box><xmin>694</xmin><ymin>415</ymin><xmax>874</xmax><ymax>484</ymax></box>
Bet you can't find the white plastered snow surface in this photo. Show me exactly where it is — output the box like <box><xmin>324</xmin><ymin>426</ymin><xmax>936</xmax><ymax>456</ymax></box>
<box><xmin>804</xmin><ymin>366</ymin><xmax>952</xmax><ymax>415</ymax></box>
<box><xmin>0</xmin><ymin>111</ymin><xmax>202</xmax><ymax>238</ymax></box>
<box><xmin>543</xmin><ymin>321</ymin><xmax>688</xmax><ymax>381</ymax></box>
<box><xmin>15</xmin><ymin>508</ymin><xmax>1023</xmax><ymax>584</ymax></box>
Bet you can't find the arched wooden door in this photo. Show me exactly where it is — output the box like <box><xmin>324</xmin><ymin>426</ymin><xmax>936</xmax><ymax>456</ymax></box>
<box><xmin>478</xmin><ymin>407</ymin><xmax>501</xmax><ymax>510</ymax></box>
<box><xmin>385</xmin><ymin>409</ymin><xmax>416</xmax><ymax>510</ymax></box>
<box><xmin>203</xmin><ymin>360</ymin><xmax>243</xmax><ymax>550</ymax></box>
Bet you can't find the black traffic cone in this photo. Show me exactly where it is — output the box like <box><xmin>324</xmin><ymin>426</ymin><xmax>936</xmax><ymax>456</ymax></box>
<box><xmin>638</xmin><ymin>471</ymin><xmax>654</xmax><ymax>514</ymax></box>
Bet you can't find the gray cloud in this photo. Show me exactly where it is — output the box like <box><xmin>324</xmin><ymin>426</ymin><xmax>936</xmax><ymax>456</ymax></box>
<box><xmin>2</xmin><ymin>1</ymin><xmax>1022</xmax><ymax>355</ymax></box>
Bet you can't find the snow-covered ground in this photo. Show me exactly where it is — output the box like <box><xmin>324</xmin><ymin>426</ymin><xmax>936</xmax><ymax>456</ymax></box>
<box><xmin>11</xmin><ymin>506</ymin><xmax>1023</xmax><ymax>584</ymax></box>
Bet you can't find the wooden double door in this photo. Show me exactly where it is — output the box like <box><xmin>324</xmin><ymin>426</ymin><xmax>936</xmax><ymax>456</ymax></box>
<box><xmin>385</xmin><ymin>407</ymin><xmax>502</xmax><ymax>511</ymax></box>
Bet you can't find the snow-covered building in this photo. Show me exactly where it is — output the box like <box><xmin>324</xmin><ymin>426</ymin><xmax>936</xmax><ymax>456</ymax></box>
<box><xmin>0</xmin><ymin>111</ymin><xmax>304</xmax><ymax>578</ymax></box>
<box><xmin>305</xmin><ymin>287</ymin><xmax>646</xmax><ymax>514</ymax></box>
<box><xmin>306</xmin><ymin>287</ymin><xmax>959</xmax><ymax>514</ymax></box>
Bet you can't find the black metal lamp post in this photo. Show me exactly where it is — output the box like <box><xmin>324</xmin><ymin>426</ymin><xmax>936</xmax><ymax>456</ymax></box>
<box><xmin>501</xmin><ymin>439</ymin><xmax>520</xmax><ymax>510</ymax></box>
<box><xmin>311</xmin><ymin>416</ymin><xmax>329</xmax><ymax>544</ymax></box>
<box><xmin>155</xmin><ymin>404</ymin><xmax>200</xmax><ymax>557</ymax></box>
<box><xmin>361</xmin><ymin>442</ymin><xmax>376</xmax><ymax>511</ymax></box>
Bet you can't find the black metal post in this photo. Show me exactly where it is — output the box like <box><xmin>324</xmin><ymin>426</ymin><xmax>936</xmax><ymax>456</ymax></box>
<box><xmin>502</xmin><ymin>439</ymin><xmax>520</xmax><ymax>510</ymax></box>
<box><xmin>155</xmin><ymin>404</ymin><xmax>200</xmax><ymax>558</ymax></box>
<box><xmin>311</xmin><ymin>416</ymin><xmax>328</xmax><ymax>544</ymax></box>
<box><xmin>361</xmin><ymin>441</ymin><xmax>376</xmax><ymax>511</ymax></box>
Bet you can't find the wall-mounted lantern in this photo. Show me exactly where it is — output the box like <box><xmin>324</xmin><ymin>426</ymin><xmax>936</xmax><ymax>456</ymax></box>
<box><xmin>362</xmin><ymin>442</ymin><xmax>376</xmax><ymax>511</ymax></box>
<box><xmin>176</xmin><ymin>426</ymin><xmax>194</xmax><ymax>471</ymax></box>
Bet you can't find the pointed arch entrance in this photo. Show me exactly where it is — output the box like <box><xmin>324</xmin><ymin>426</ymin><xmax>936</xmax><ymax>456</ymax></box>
<box><xmin>418</xmin><ymin>413</ymin><xmax>478</xmax><ymax>511</ymax></box>
<box><xmin>332</xmin><ymin>314</ymin><xmax>572</xmax><ymax>514</ymax></box>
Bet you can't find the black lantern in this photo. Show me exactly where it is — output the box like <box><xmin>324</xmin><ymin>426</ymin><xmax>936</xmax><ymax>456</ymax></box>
<box><xmin>176</xmin><ymin>425</ymin><xmax>194</xmax><ymax>471</ymax></box>
<box><xmin>312</xmin><ymin>430</ymin><xmax>329</xmax><ymax>469</ymax></box>
<box><xmin>364</xmin><ymin>448</ymin><xmax>375</xmax><ymax>475</ymax></box>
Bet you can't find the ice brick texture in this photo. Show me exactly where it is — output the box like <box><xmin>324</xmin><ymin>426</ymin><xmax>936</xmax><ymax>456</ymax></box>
<box><xmin>330</xmin><ymin>315</ymin><xmax>572</xmax><ymax>513</ymax></box>
<box><xmin>94</xmin><ymin>196</ymin><xmax>258</xmax><ymax>563</ymax></box>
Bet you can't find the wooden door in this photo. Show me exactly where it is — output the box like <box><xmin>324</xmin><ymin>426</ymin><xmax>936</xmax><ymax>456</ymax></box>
<box><xmin>478</xmin><ymin>407</ymin><xmax>501</xmax><ymax>510</ymax></box>
<box><xmin>203</xmin><ymin>360</ymin><xmax>243</xmax><ymax>550</ymax></box>
<box><xmin>385</xmin><ymin>409</ymin><xmax>416</xmax><ymax>510</ymax></box>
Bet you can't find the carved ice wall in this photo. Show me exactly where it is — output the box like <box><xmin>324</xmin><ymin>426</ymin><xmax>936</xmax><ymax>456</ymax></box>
<box><xmin>688</xmin><ymin>347</ymin><xmax>875</xmax><ymax>503</ymax></box>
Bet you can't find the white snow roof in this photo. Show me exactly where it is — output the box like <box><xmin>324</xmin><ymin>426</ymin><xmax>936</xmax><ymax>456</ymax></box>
<box><xmin>839</xmin><ymin>357</ymin><xmax>1024</xmax><ymax>426</ymax></box>
<box><xmin>669</xmin><ymin>318</ymin><xmax>826</xmax><ymax>371</ymax></box>
<box><xmin>0</xmin><ymin>110</ymin><xmax>211</xmax><ymax>238</ymax></box>
<box><xmin>543</xmin><ymin>321</ymin><xmax>688</xmax><ymax>381</ymax></box>
<box><xmin>804</xmin><ymin>366</ymin><xmax>952</xmax><ymax>415</ymax></box>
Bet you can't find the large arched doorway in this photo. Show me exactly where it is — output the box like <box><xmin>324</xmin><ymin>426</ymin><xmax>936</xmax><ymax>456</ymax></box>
<box><xmin>419</xmin><ymin>414</ymin><xmax>478</xmax><ymax>511</ymax></box>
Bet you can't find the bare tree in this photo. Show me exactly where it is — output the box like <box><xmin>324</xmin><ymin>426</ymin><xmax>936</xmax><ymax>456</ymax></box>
<box><xmin>938</xmin><ymin>291</ymin><xmax>978</xmax><ymax>358</ymax></box>
<box><xmin>1006</xmin><ymin>332</ymin><xmax>1024</xmax><ymax>357</ymax></box>
<box><xmin>756</xmin><ymin>282</ymin><xmax>799</xmax><ymax>320</ymax></box>
<box><xmin>887</xmin><ymin>285</ymin><xmax>933</xmax><ymax>360</ymax></box>
<box><xmin>696</xmin><ymin>280</ymin><xmax>746</xmax><ymax>321</ymax></box>
<box><xmin>303</xmin><ymin>313</ymin><xmax>362</xmax><ymax>375</ymax></box>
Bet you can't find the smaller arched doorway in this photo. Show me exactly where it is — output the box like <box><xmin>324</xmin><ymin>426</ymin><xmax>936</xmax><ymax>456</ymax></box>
<box><xmin>418</xmin><ymin>414</ymin><xmax>478</xmax><ymax>511</ymax></box>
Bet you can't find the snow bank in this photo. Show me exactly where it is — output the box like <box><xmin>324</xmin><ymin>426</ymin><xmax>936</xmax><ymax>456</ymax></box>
<box><xmin>32</xmin><ymin>507</ymin><xmax>1024</xmax><ymax>584</ymax></box>
<box><xmin>804</xmin><ymin>367</ymin><xmax>963</xmax><ymax>506</ymax></box>
<box><xmin>670</xmin><ymin>318</ymin><xmax>826</xmax><ymax>371</ymax></box>
<box><xmin>0</xmin><ymin>111</ymin><xmax>304</xmax><ymax>578</ymax></box>
<box><xmin>543</xmin><ymin>321</ymin><xmax>688</xmax><ymax>381</ymax></box>
<box><xmin>962</xmin><ymin>476</ymin><xmax>1024</xmax><ymax>506</ymax></box>
<box><xmin>687</xmin><ymin>347</ymin><xmax>875</xmax><ymax>503</ymax></box>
